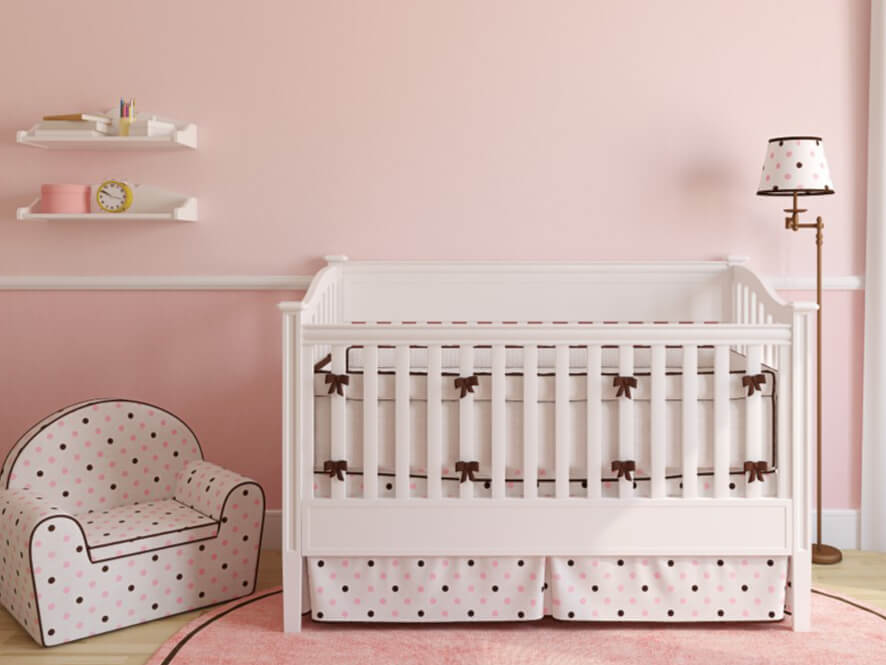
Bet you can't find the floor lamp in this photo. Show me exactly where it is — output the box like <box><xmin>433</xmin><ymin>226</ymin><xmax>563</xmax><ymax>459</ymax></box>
<box><xmin>757</xmin><ymin>135</ymin><xmax>841</xmax><ymax>565</ymax></box>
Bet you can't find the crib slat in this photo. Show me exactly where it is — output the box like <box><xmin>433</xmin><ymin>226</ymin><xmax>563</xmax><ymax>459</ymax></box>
<box><xmin>617</xmin><ymin>345</ymin><xmax>635</xmax><ymax>498</ymax></box>
<box><xmin>330</xmin><ymin>346</ymin><xmax>347</xmax><ymax>500</ymax></box>
<box><xmin>395</xmin><ymin>345</ymin><xmax>411</xmax><ymax>499</ymax></box>
<box><xmin>777</xmin><ymin>343</ymin><xmax>790</xmax><ymax>499</ymax></box>
<box><xmin>426</xmin><ymin>345</ymin><xmax>443</xmax><ymax>500</ymax></box>
<box><xmin>765</xmin><ymin>313</ymin><xmax>775</xmax><ymax>368</ymax></box>
<box><xmin>745</xmin><ymin>344</ymin><xmax>763</xmax><ymax>499</ymax></box>
<box><xmin>555</xmin><ymin>344</ymin><xmax>571</xmax><ymax>499</ymax></box>
<box><xmin>491</xmin><ymin>345</ymin><xmax>507</xmax><ymax>499</ymax></box>
<box><xmin>649</xmin><ymin>344</ymin><xmax>666</xmax><ymax>499</ymax></box>
<box><xmin>713</xmin><ymin>345</ymin><xmax>730</xmax><ymax>499</ymax></box>
<box><xmin>523</xmin><ymin>345</ymin><xmax>539</xmax><ymax>499</ymax></box>
<box><xmin>586</xmin><ymin>345</ymin><xmax>602</xmax><ymax>499</ymax></box>
<box><xmin>459</xmin><ymin>345</ymin><xmax>475</xmax><ymax>499</ymax></box>
<box><xmin>302</xmin><ymin>343</ymin><xmax>315</xmax><ymax>501</ymax></box>
<box><xmin>682</xmin><ymin>345</ymin><xmax>698</xmax><ymax>498</ymax></box>
<box><xmin>362</xmin><ymin>345</ymin><xmax>379</xmax><ymax>499</ymax></box>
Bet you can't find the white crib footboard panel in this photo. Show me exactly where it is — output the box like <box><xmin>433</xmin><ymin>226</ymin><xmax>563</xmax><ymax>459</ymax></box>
<box><xmin>302</xmin><ymin>500</ymin><xmax>791</xmax><ymax>557</ymax></box>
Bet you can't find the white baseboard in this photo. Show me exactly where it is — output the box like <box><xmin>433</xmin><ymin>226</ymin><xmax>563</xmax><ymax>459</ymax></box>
<box><xmin>263</xmin><ymin>509</ymin><xmax>283</xmax><ymax>550</ymax></box>
<box><xmin>261</xmin><ymin>508</ymin><xmax>860</xmax><ymax>552</ymax></box>
<box><xmin>811</xmin><ymin>509</ymin><xmax>860</xmax><ymax>551</ymax></box>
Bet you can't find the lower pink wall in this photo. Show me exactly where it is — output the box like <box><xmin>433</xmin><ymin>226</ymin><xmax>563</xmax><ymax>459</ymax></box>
<box><xmin>0</xmin><ymin>288</ymin><xmax>862</xmax><ymax>511</ymax></box>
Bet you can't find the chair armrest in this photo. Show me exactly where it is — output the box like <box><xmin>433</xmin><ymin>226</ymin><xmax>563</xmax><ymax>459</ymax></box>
<box><xmin>0</xmin><ymin>487</ymin><xmax>80</xmax><ymax>537</ymax></box>
<box><xmin>174</xmin><ymin>460</ymin><xmax>263</xmax><ymax>521</ymax></box>
<box><xmin>0</xmin><ymin>488</ymin><xmax>88</xmax><ymax>645</ymax></box>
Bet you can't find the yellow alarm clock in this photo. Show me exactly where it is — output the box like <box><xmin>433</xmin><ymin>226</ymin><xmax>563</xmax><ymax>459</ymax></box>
<box><xmin>96</xmin><ymin>179</ymin><xmax>133</xmax><ymax>213</ymax></box>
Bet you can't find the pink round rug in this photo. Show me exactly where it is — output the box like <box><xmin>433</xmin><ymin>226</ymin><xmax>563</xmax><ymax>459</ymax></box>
<box><xmin>147</xmin><ymin>587</ymin><xmax>886</xmax><ymax>665</ymax></box>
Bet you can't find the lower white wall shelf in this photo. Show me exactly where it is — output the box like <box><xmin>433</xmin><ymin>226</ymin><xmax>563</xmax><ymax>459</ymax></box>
<box><xmin>17</xmin><ymin>185</ymin><xmax>198</xmax><ymax>222</ymax></box>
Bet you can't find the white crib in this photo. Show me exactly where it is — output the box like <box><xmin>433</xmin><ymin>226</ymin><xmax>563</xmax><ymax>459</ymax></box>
<box><xmin>280</xmin><ymin>256</ymin><xmax>815</xmax><ymax>632</ymax></box>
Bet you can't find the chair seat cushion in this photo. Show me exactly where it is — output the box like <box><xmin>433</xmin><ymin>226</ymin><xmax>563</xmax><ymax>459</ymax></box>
<box><xmin>76</xmin><ymin>499</ymin><xmax>219</xmax><ymax>561</ymax></box>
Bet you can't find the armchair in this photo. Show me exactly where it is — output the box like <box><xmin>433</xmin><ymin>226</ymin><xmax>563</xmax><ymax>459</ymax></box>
<box><xmin>0</xmin><ymin>399</ymin><xmax>265</xmax><ymax>646</ymax></box>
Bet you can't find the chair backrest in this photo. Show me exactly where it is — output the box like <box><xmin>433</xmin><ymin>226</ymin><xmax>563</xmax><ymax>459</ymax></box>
<box><xmin>1</xmin><ymin>399</ymin><xmax>204</xmax><ymax>513</ymax></box>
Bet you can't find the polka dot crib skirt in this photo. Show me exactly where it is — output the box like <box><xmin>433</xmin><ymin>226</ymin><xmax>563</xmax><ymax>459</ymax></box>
<box><xmin>307</xmin><ymin>555</ymin><xmax>787</xmax><ymax>623</ymax></box>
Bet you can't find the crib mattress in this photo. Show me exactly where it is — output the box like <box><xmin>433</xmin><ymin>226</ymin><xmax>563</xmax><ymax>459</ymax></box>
<box><xmin>313</xmin><ymin>348</ymin><xmax>777</xmax><ymax>499</ymax></box>
<box><xmin>307</xmin><ymin>555</ymin><xmax>788</xmax><ymax>623</ymax></box>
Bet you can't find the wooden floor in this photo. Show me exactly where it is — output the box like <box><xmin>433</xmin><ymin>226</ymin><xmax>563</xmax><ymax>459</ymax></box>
<box><xmin>1</xmin><ymin>550</ymin><xmax>885</xmax><ymax>664</ymax></box>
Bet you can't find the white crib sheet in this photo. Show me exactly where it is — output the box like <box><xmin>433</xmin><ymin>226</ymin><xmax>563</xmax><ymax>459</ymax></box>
<box><xmin>313</xmin><ymin>348</ymin><xmax>777</xmax><ymax>499</ymax></box>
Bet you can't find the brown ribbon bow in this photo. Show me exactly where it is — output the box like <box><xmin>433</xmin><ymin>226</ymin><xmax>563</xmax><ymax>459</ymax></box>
<box><xmin>742</xmin><ymin>373</ymin><xmax>766</xmax><ymax>396</ymax></box>
<box><xmin>613</xmin><ymin>375</ymin><xmax>638</xmax><ymax>399</ymax></box>
<box><xmin>325</xmin><ymin>373</ymin><xmax>350</xmax><ymax>396</ymax></box>
<box><xmin>323</xmin><ymin>459</ymin><xmax>348</xmax><ymax>481</ymax></box>
<box><xmin>454</xmin><ymin>375</ymin><xmax>479</xmax><ymax>398</ymax></box>
<box><xmin>744</xmin><ymin>460</ymin><xmax>768</xmax><ymax>483</ymax></box>
<box><xmin>611</xmin><ymin>459</ymin><xmax>637</xmax><ymax>481</ymax></box>
<box><xmin>455</xmin><ymin>460</ymin><xmax>480</xmax><ymax>483</ymax></box>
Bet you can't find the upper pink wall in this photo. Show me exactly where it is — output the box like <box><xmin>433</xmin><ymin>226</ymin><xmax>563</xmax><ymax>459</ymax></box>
<box><xmin>0</xmin><ymin>0</ymin><xmax>870</xmax><ymax>276</ymax></box>
<box><xmin>0</xmin><ymin>1</ymin><xmax>870</xmax><ymax>510</ymax></box>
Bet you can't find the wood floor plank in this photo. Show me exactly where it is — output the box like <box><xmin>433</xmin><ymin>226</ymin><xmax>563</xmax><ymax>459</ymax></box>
<box><xmin>1</xmin><ymin>550</ymin><xmax>883</xmax><ymax>663</ymax></box>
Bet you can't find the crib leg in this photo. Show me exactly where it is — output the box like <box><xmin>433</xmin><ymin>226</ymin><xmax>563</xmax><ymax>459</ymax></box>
<box><xmin>284</xmin><ymin>550</ymin><xmax>304</xmax><ymax>632</ymax></box>
<box><xmin>790</xmin><ymin>553</ymin><xmax>811</xmax><ymax>632</ymax></box>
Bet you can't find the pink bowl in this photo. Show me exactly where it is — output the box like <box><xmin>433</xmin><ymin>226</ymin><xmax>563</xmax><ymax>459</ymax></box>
<box><xmin>39</xmin><ymin>184</ymin><xmax>91</xmax><ymax>214</ymax></box>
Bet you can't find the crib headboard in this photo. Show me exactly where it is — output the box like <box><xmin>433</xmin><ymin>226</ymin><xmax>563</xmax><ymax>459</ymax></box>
<box><xmin>303</xmin><ymin>256</ymin><xmax>760</xmax><ymax>323</ymax></box>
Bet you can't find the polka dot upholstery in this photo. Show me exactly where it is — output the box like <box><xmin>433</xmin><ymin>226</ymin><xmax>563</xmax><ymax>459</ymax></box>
<box><xmin>0</xmin><ymin>400</ymin><xmax>265</xmax><ymax>646</ymax></box>
<box><xmin>307</xmin><ymin>555</ymin><xmax>788</xmax><ymax>623</ymax></box>
<box><xmin>1</xmin><ymin>399</ymin><xmax>203</xmax><ymax>513</ymax></box>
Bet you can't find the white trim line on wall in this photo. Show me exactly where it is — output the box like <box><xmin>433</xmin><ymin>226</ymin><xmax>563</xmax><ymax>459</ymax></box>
<box><xmin>0</xmin><ymin>275</ymin><xmax>312</xmax><ymax>290</ymax></box>
<box><xmin>259</xmin><ymin>509</ymin><xmax>859</xmax><ymax>552</ymax></box>
<box><xmin>768</xmin><ymin>275</ymin><xmax>864</xmax><ymax>291</ymax></box>
<box><xmin>0</xmin><ymin>274</ymin><xmax>864</xmax><ymax>291</ymax></box>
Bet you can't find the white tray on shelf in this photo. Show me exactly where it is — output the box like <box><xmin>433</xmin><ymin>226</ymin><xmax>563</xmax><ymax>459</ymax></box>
<box><xmin>16</xmin><ymin>118</ymin><xmax>197</xmax><ymax>150</ymax></box>
<box><xmin>17</xmin><ymin>185</ymin><xmax>198</xmax><ymax>222</ymax></box>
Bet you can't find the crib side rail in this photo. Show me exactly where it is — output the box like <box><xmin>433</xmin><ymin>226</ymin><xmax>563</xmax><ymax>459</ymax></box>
<box><xmin>294</xmin><ymin>321</ymin><xmax>792</xmax><ymax>507</ymax></box>
<box><xmin>301</xmin><ymin>322</ymin><xmax>791</xmax><ymax>346</ymax></box>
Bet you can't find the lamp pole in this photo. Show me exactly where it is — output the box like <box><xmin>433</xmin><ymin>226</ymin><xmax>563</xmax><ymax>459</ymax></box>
<box><xmin>785</xmin><ymin>192</ymin><xmax>841</xmax><ymax>565</ymax></box>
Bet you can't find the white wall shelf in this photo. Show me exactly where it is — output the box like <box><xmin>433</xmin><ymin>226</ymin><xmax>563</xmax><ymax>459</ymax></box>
<box><xmin>16</xmin><ymin>122</ymin><xmax>197</xmax><ymax>150</ymax></box>
<box><xmin>17</xmin><ymin>185</ymin><xmax>198</xmax><ymax>222</ymax></box>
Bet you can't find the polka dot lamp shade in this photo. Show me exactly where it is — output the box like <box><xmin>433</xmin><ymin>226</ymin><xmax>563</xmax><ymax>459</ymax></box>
<box><xmin>757</xmin><ymin>136</ymin><xmax>835</xmax><ymax>196</ymax></box>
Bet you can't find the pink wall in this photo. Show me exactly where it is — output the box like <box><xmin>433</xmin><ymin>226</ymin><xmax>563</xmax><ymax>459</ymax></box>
<box><xmin>0</xmin><ymin>1</ymin><xmax>870</xmax><ymax>509</ymax></box>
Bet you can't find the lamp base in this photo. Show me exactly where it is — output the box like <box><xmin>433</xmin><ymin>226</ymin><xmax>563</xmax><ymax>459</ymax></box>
<box><xmin>812</xmin><ymin>543</ymin><xmax>843</xmax><ymax>565</ymax></box>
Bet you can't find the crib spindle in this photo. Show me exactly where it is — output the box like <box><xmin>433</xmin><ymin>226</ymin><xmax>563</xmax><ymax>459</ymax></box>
<box><xmin>766</xmin><ymin>313</ymin><xmax>776</xmax><ymax>368</ymax></box>
<box><xmin>649</xmin><ymin>344</ymin><xmax>666</xmax><ymax>499</ymax></box>
<box><xmin>523</xmin><ymin>345</ymin><xmax>539</xmax><ymax>499</ymax></box>
<box><xmin>682</xmin><ymin>344</ymin><xmax>699</xmax><ymax>498</ymax></box>
<box><xmin>713</xmin><ymin>345</ymin><xmax>730</xmax><ymax>498</ymax></box>
<box><xmin>362</xmin><ymin>345</ymin><xmax>379</xmax><ymax>499</ymax></box>
<box><xmin>586</xmin><ymin>345</ymin><xmax>602</xmax><ymax>499</ymax></box>
<box><xmin>555</xmin><ymin>344</ymin><xmax>571</xmax><ymax>499</ymax></box>
<box><xmin>777</xmin><ymin>343</ymin><xmax>790</xmax><ymax>499</ymax></box>
<box><xmin>459</xmin><ymin>345</ymin><xmax>475</xmax><ymax>499</ymax></box>
<box><xmin>491</xmin><ymin>345</ymin><xmax>507</xmax><ymax>499</ymax></box>
<box><xmin>745</xmin><ymin>344</ymin><xmax>764</xmax><ymax>499</ymax></box>
<box><xmin>617</xmin><ymin>345</ymin><xmax>634</xmax><ymax>499</ymax></box>
<box><xmin>426</xmin><ymin>345</ymin><xmax>443</xmax><ymax>500</ymax></box>
<box><xmin>330</xmin><ymin>346</ymin><xmax>347</xmax><ymax>500</ymax></box>
<box><xmin>302</xmin><ymin>343</ymin><xmax>315</xmax><ymax>501</ymax></box>
<box><xmin>395</xmin><ymin>345</ymin><xmax>411</xmax><ymax>499</ymax></box>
